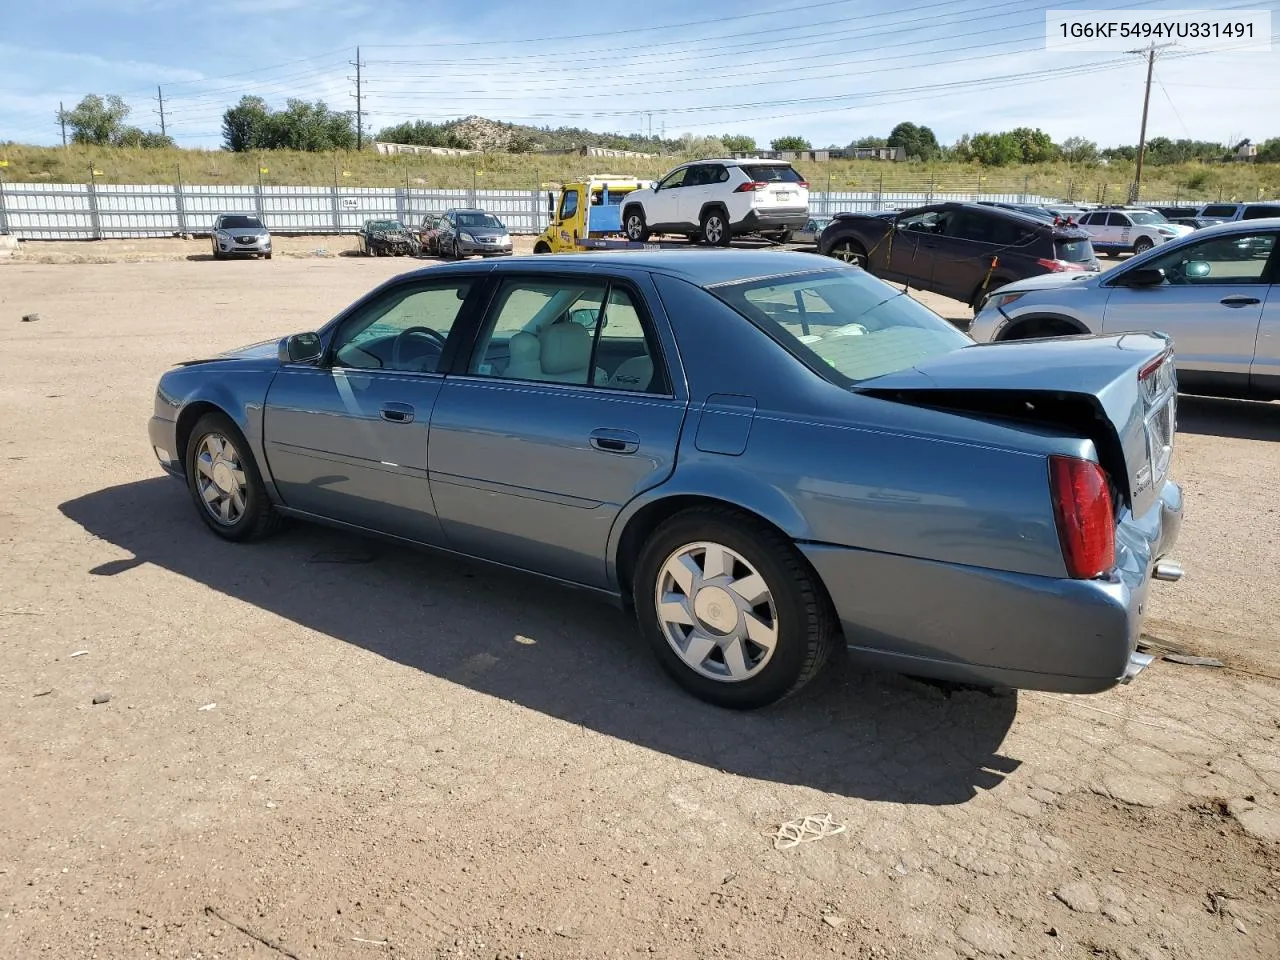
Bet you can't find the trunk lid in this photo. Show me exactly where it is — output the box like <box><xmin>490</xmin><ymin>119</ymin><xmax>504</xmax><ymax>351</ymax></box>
<box><xmin>859</xmin><ymin>333</ymin><xmax>1177</xmax><ymax>519</ymax></box>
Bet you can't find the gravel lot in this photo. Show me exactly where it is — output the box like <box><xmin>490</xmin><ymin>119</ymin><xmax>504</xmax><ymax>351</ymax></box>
<box><xmin>1</xmin><ymin>250</ymin><xmax>1278</xmax><ymax>960</ymax></box>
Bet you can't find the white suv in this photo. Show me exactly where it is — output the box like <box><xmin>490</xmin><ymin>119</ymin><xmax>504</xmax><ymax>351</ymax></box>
<box><xmin>1075</xmin><ymin>207</ymin><xmax>1192</xmax><ymax>256</ymax></box>
<box><xmin>620</xmin><ymin>158</ymin><xmax>810</xmax><ymax>246</ymax></box>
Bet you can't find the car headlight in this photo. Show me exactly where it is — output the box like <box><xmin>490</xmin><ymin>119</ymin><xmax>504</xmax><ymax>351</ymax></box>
<box><xmin>460</xmin><ymin>232</ymin><xmax>475</xmax><ymax>242</ymax></box>
<box><xmin>988</xmin><ymin>292</ymin><xmax>1026</xmax><ymax>312</ymax></box>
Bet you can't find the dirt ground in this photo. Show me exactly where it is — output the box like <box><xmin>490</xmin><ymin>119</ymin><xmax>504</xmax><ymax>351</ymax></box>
<box><xmin>1</xmin><ymin>253</ymin><xmax>1278</xmax><ymax>960</ymax></box>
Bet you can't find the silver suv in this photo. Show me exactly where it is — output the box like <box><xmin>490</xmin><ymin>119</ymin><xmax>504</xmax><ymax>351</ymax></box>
<box><xmin>968</xmin><ymin>218</ymin><xmax>1280</xmax><ymax>402</ymax></box>
<box><xmin>210</xmin><ymin>213</ymin><xmax>272</xmax><ymax>260</ymax></box>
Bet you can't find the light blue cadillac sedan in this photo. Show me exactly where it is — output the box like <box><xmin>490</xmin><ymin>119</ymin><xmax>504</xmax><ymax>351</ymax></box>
<box><xmin>148</xmin><ymin>251</ymin><xmax>1183</xmax><ymax>709</ymax></box>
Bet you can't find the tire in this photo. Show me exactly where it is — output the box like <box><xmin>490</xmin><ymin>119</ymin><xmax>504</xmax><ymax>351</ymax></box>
<box><xmin>623</xmin><ymin>208</ymin><xmax>650</xmax><ymax>242</ymax></box>
<box><xmin>211</xmin><ymin>242</ymin><xmax>224</xmax><ymax>261</ymax></box>
<box><xmin>1133</xmin><ymin>236</ymin><xmax>1154</xmax><ymax>255</ymax></box>
<box><xmin>184</xmin><ymin>412</ymin><xmax>282</xmax><ymax>543</ymax></box>
<box><xmin>769</xmin><ymin>230</ymin><xmax>792</xmax><ymax>244</ymax></box>
<box><xmin>686</xmin><ymin>232</ymin><xmax>703</xmax><ymax>245</ymax></box>
<box><xmin>700</xmin><ymin>208</ymin><xmax>731</xmax><ymax>247</ymax></box>
<box><xmin>264</xmin><ymin>251</ymin><xmax>273</xmax><ymax>260</ymax></box>
<box><xmin>633</xmin><ymin>506</ymin><xmax>838</xmax><ymax>709</ymax></box>
<box><xmin>827</xmin><ymin>237</ymin><xmax>867</xmax><ymax>267</ymax></box>
<box><xmin>533</xmin><ymin>241</ymin><xmax>552</xmax><ymax>254</ymax></box>
<box><xmin>452</xmin><ymin>240</ymin><xmax>464</xmax><ymax>261</ymax></box>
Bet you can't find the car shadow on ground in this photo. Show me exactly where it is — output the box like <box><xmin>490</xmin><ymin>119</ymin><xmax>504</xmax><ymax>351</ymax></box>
<box><xmin>1176</xmin><ymin>394</ymin><xmax>1280</xmax><ymax>442</ymax></box>
<box><xmin>60</xmin><ymin>478</ymin><xmax>1021</xmax><ymax>805</ymax></box>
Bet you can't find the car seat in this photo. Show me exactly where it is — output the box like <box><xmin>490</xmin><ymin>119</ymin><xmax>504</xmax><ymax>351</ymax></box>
<box><xmin>502</xmin><ymin>322</ymin><xmax>607</xmax><ymax>385</ymax></box>
<box><xmin>607</xmin><ymin>355</ymin><xmax>655</xmax><ymax>392</ymax></box>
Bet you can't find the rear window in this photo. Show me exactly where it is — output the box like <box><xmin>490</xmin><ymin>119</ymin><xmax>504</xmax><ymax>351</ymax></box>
<box><xmin>1242</xmin><ymin>205</ymin><xmax>1280</xmax><ymax>220</ymax></box>
<box><xmin>738</xmin><ymin>164</ymin><xmax>805</xmax><ymax>184</ymax></box>
<box><xmin>1201</xmin><ymin>205</ymin><xmax>1238</xmax><ymax>218</ymax></box>
<box><xmin>709</xmin><ymin>268</ymin><xmax>969</xmax><ymax>385</ymax></box>
<box><xmin>1055</xmin><ymin>238</ymin><xmax>1095</xmax><ymax>263</ymax></box>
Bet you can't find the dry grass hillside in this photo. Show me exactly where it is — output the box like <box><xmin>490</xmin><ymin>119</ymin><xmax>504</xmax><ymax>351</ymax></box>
<box><xmin>3</xmin><ymin>142</ymin><xmax>1279</xmax><ymax>203</ymax></box>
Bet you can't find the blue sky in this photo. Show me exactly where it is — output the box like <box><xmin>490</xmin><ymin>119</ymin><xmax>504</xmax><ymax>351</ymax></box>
<box><xmin>2</xmin><ymin>0</ymin><xmax>1277</xmax><ymax>150</ymax></box>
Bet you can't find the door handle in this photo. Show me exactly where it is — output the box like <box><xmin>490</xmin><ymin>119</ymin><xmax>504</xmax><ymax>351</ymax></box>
<box><xmin>1220</xmin><ymin>296</ymin><xmax>1261</xmax><ymax>307</ymax></box>
<box><xmin>379</xmin><ymin>402</ymin><xmax>415</xmax><ymax>423</ymax></box>
<box><xmin>589</xmin><ymin>428</ymin><xmax>639</xmax><ymax>454</ymax></box>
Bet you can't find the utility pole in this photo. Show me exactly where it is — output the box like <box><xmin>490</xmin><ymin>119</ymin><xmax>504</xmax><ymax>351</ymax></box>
<box><xmin>1127</xmin><ymin>42</ymin><xmax>1174</xmax><ymax>202</ymax></box>
<box><xmin>349</xmin><ymin>47</ymin><xmax>365</xmax><ymax>150</ymax></box>
<box><xmin>155</xmin><ymin>85</ymin><xmax>167</xmax><ymax>138</ymax></box>
<box><xmin>58</xmin><ymin>101</ymin><xmax>67</xmax><ymax>147</ymax></box>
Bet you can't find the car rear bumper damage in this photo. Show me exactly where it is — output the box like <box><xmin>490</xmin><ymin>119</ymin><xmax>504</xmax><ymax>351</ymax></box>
<box><xmin>800</xmin><ymin>478</ymin><xmax>1184</xmax><ymax>693</ymax></box>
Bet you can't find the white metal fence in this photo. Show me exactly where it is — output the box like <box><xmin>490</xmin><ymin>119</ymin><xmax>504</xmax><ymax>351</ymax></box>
<box><xmin>0</xmin><ymin>181</ymin><xmax>1073</xmax><ymax>240</ymax></box>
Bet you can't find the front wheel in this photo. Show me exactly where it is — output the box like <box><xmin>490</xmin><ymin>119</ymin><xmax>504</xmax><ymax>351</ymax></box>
<box><xmin>700</xmin><ymin>209</ymin><xmax>731</xmax><ymax>247</ymax></box>
<box><xmin>185</xmin><ymin>412</ymin><xmax>282</xmax><ymax>542</ymax></box>
<box><xmin>634</xmin><ymin>507</ymin><xmax>838</xmax><ymax>709</ymax></box>
<box><xmin>624</xmin><ymin>209</ymin><xmax>650</xmax><ymax>242</ymax></box>
<box><xmin>1133</xmin><ymin>236</ymin><xmax>1154</xmax><ymax>255</ymax></box>
<box><xmin>533</xmin><ymin>241</ymin><xmax>552</xmax><ymax>254</ymax></box>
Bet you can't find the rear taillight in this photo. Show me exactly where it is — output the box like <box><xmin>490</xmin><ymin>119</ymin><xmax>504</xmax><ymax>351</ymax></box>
<box><xmin>1037</xmin><ymin>258</ymin><xmax>1087</xmax><ymax>273</ymax></box>
<box><xmin>734</xmin><ymin>181</ymin><xmax>768</xmax><ymax>192</ymax></box>
<box><xmin>1048</xmin><ymin>455</ymin><xmax>1115</xmax><ymax>579</ymax></box>
<box><xmin>796</xmin><ymin>180</ymin><xmax>809</xmax><ymax>189</ymax></box>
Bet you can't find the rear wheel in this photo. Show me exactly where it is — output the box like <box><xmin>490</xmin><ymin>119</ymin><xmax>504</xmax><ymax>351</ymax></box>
<box><xmin>828</xmin><ymin>237</ymin><xmax>867</xmax><ymax>267</ymax></box>
<box><xmin>1133</xmin><ymin>236</ymin><xmax>1154</xmax><ymax>255</ymax></box>
<box><xmin>686</xmin><ymin>231</ymin><xmax>703</xmax><ymax>245</ymax></box>
<box><xmin>634</xmin><ymin>507</ymin><xmax>838</xmax><ymax>709</ymax></box>
<box><xmin>700</xmin><ymin>208</ymin><xmax>731</xmax><ymax>247</ymax></box>
<box><xmin>624</xmin><ymin>208</ymin><xmax>650</xmax><ymax>242</ymax></box>
<box><xmin>185</xmin><ymin>412</ymin><xmax>281</xmax><ymax>542</ymax></box>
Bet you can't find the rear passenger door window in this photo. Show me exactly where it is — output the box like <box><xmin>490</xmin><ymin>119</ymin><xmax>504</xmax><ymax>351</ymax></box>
<box><xmin>467</xmin><ymin>277</ymin><xmax>668</xmax><ymax>392</ymax></box>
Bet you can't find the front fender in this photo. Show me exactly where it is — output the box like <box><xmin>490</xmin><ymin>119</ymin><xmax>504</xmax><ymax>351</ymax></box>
<box><xmin>158</xmin><ymin>362</ymin><xmax>280</xmax><ymax>492</ymax></box>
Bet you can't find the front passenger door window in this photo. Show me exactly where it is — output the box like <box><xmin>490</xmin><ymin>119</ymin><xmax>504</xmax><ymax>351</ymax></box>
<box><xmin>1140</xmin><ymin>232</ymin><xmax>1277</xmax><ymax>285</ymax></box>
<box><xmin>331</xmin><ymin>280</ymin><xmax>474</xmax><ymax>373</ymax></box>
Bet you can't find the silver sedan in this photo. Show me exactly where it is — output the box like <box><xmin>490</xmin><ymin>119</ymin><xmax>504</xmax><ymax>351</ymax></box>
<box><xmin>968</xmin><ymin>218</ymin><xmax>1280</xmax><ymax>402</ymax></box>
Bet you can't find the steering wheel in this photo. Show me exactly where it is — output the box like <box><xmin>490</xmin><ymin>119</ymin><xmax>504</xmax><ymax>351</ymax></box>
<box><xmin>391</xmin><ymin>326</ymin><xmax>448</xmax><ymax>370</ymax></box>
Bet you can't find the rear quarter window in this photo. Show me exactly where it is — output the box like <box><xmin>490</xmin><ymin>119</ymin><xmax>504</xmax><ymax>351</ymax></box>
<box><xmin>1242</xmin><ymin>205</ymin><xmax>1280</xmax><ymax>220</ymax></box>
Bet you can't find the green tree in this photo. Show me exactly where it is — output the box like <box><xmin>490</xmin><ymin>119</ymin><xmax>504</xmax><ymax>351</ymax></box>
<box><xmin>721</xmin><ymin>134</ymin><xmax>756</xmax><ymax>152</ymax></box>
<box><xmin>770</xmin><ymin>135</ymin><xmax>811</xmax><ymax>151</ymax></box>
<box><xmin>1059</xmin><ymin>136</ymin><xmax>1098</xmax><ymax>164</ymax></box>
<box><xmin>222</xmin><ymin>96</ymin><xmax>271</xmax><ymax>152</ymax></box>
<box><xmin>59</xmin><ymin>94</ymin><xmax>131</xmax><ymax>146</ymax></box>
<box><xmin>849</xmin><ymin>135</ymin><xmax>888</xmax><ymax>149</ymax></box>
<box><xmin>1008</xmin><ymin>127</ymin><xmax>1057</xmax><ymax>163</ymax></box>
<box><xmin>968</xmin><ymin>132</ymin><xmax>1021</xmax><ymax>166</ymax></box>
<box><xmin>1102</xmin><ymin>145</ymin><xmax>1137</xmax><ymax>161</ymax></box>
<box><xmin>886</xmin><ymin>121</ymin><xmax>940</xmax><ymax>160</ymax></box>
<box><xmin>1257</xmin><ymin>137</ymin><xmax>1280</xmax><ymax>163</ymax></box>
<box><xmin>374</xmin><ymin>120</ymin><xmax>473</xmax><ymax>150</ymax></box>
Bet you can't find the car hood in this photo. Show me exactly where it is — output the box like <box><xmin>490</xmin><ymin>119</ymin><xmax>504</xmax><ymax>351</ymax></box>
<box><xmin>175</xmin><ymin>337</ymin><xmax>281</xmax><ymax>367</ymax></box>
<box><xmin>461</xmin><ymin>226</ymin><xmax>509</xmax><ymax>238</ymax></box>
<box><xmin>982</xmin><ymin>271</ymin><xmax>1100</xmax><ymax>296</ymax></box>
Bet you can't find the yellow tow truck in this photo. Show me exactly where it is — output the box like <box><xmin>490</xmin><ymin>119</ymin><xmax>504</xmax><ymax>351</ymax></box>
<box><xmin>534</xmin><ymin>175</ymin><xmax>691</xmax><ymax>253</ymax></box>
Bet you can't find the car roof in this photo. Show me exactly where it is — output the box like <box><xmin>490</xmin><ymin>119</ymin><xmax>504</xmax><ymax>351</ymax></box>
<box><xmin>680</xmin><ymin>157</ymin><xmax>791</xmax><ymax>166</ymax></box>
<box><xmin>1177</xmin><ymin>215</ymin><xmax>1280</xmax><ymax>233</ymax></box>
<box><xmin>400</xmin><ymin>250</ymin><xmax>837</xmax><ymax>286</ymax></box>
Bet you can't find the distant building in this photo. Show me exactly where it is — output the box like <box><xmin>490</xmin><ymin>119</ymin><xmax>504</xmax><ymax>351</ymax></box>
<box><xmin>374</xmin><ymin>141</ymin><xmax>477</xmax><ymax>157</ymax></box>
<box><xmin>536</xmin><ymin>145</ymin><xmax>657</xmax><ymax>159</ymax></box>
<box><xmin>1233</xmin><ymin>140</ymin><xmax>1257</xmax><ymax>162</ymax></box>
<box><xmin>727</xmin><ymin>146</ymin><xmax>906</xmax><ymax>163</ymax></box>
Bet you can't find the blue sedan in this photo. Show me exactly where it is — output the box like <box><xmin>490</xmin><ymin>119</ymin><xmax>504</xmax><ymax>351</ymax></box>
<box><xmin>148</xmin><ymin>251</ymin><xmax>1184</xmax><ymax>708</ymax></box>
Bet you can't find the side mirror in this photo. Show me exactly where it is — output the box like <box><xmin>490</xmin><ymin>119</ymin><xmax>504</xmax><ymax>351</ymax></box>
<box><xmin>279</xmin><ymin>332</ymin><xmax>322</xmax><ymax>364</ymax></box>
<box><xmin>1118</xmin><ymin>267</ymin><xmax>1165</xmax><ymax>287</ymax></box>
<box><xmin>546</xmin><ymin>192</ymin><xmax>555</xmax><ymax>218</ymax></box>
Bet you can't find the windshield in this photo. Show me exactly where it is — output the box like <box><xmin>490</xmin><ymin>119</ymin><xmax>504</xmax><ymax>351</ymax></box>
<box><xmin>455</xmin><ymin>212</ymin><xmax>505</xmax><ymax>229</ymax></box>
<box><xmin>219</xmin><ymin>216</ymin><xmax>263</xmax><ymax>229</ymax></box>
<box><xmin>1128</xmin><ymin>211</ymin><xmax>1169</xmax><ymax>225</ymax></box>
<box><xmin>369</xmin><ymin>220</ymin><xmax>404</xmax><ymax>231</ymax></box>
<box><xmin>710</xmin><ymin>269</ymin><xmax>971</xmax><ymax>384</ymax></box>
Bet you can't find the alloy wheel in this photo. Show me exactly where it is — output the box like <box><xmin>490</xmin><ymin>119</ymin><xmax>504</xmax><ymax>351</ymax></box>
<box><xmin>194</xmin><ymin>433</ymin><xmax>248</xmax><ymax>526</ymax></box>
<box><xmin>704</xmin><ymin>216</ymin><xmax>725</xmax><ymax>245</ymax></box>
<box><xmin>654</xmin><ymin>541</ymin><xmax>779</xmax><ymax>683</ymax></box>
<box><xmin>832</xmin><ymin>241</ymin><xmax>865</xmax><ymax>266</ymax></box>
